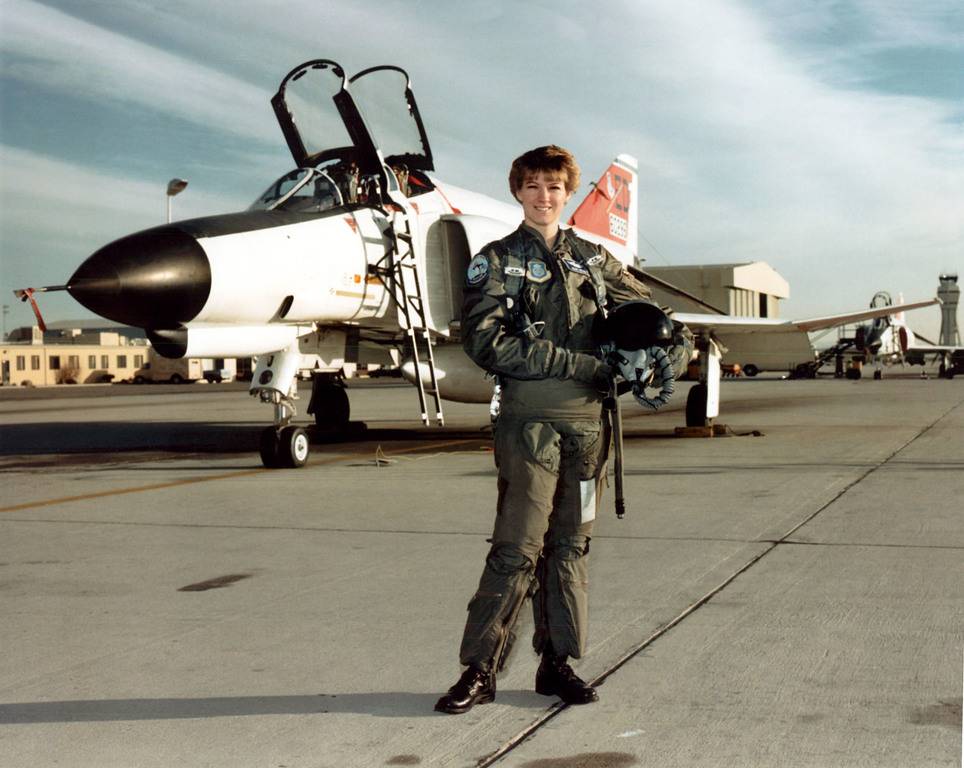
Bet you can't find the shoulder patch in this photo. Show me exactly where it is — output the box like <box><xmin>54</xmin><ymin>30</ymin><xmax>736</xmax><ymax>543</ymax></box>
<box><xmin>526</xmin><ymin>260</ymin><xmax>551</xmax><ymax>283</ymax></box>
<box><xmin>466</xmin><ymin>254</ymin><xmax>489</xmax><ymax>285</ymax></box>
<box><xmin>561</xmin><ymin>258</ymin><xmax>590</xmax><ymax>276</ymax></box>
<box><xmin>586</xmin><ymin>253</ymin><xmax>606</xmax><ymax>266</ymax></box>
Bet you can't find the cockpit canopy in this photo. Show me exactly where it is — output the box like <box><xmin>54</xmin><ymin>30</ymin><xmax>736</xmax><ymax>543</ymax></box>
<box><xmin>271</xmin><ymin>59</ymin><xmax>434</xmax><ymax>176</ymax></box>
<box><xmin>250</xmin><ymin>158</ymin><xmax>434</xmax><ymax>213</ymax></box>
<box><xmin>250</xmin><ymin>166</ymin><xmax>344</xmax><ymax>213</ymax></box>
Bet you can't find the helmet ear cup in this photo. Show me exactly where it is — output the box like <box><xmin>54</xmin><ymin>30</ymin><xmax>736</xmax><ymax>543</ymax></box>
<box><xmin>596</xmin><ymin>300</ymin><xmax>674</xmax><ymax>350</ymax></box>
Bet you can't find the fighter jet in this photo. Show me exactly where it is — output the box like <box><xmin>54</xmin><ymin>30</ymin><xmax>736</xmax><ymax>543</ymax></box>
<box><xmin>828</xmin><ymin>291</ymin><xmax>960</xmax><ymax>379</ymax></box>
<box><xmin>14</xmin><ymin>58</ymin><xmax>940</xmax><ymax>467</ymax></box>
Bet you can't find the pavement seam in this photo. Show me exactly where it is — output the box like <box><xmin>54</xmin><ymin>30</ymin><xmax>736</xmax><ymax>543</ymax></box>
<box><xmin>476</xmin><ymin>396</ymin><xmax>961</xmax><ymax>767</ymax></box>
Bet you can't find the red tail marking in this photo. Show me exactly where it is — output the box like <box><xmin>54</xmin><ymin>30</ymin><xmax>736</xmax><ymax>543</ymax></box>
<box><xmin>568</xmin><ymin>163</ymin><xmax>630</xmax><ymax>245</ymax></box>
<box><xmin>899</xmin><ymin>326</ymin><xmax>909</xmax><ymax>353</ymax></box>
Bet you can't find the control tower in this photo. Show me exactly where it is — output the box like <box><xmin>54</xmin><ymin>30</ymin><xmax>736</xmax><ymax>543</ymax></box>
<box><xmin>938</xmin><ymin>273</ymin><xmax>960</xmax><ymax>346</ymax></box>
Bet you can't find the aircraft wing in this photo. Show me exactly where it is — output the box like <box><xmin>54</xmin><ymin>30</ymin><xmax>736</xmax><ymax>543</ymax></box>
<box><xmin>907</xmin><ymin>341</ymin><xmax>962</xmax><ymax>354</ymax></box>
<box><xmin>673</xmin><ymin>298</ymin><xmax>939</xmax><ymax>335</ymax></box>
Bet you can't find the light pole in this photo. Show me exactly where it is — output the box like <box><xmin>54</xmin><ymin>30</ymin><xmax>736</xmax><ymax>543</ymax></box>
<box><xmin>166</xmin><ymin>178</ymin><xmax>189</xmax><ymax>223</ymax></box>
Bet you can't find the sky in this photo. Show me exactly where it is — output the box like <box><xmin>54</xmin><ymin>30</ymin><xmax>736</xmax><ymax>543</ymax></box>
<box><xmin>1</xmin><ymin>0</ymin><xmax>962</xmax><ymax>340</ymax></box>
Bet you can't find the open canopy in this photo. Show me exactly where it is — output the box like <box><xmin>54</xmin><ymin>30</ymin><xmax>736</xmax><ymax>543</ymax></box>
<box><xmin>272</xmin><ymin>59</ymin><xmax>434</xmax><ymax>174</ymax></box>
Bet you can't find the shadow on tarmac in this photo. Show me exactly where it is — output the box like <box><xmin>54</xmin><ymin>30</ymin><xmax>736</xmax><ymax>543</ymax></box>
<box><xmin>0</xmin><ymin>690</ymin><xmax>549</xmax><ymax>722</ymax></box>
<box><xmin>0</xmin><ymin>421</ymin><xmax>495</xmax><ymax>458</ymax></box>
<box><xmin>0</xmin><ymin>422</ymin><xmax>266</xmax><ymax>456</ymax></box>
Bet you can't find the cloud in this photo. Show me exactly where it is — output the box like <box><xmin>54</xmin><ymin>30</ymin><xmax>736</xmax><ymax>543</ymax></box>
<box><xmin>853</xmin><ymin>0</ymin><xmax>964</xmax><ymax>49</ymax></box>
<box><xmin>1</xmin><ymin>145</ymin><xmax>249</xmax><ymax>234</ymax></box>
<box><xmin>2</xmin><ymin>0</ymin><xmax>278</xmax><ymax>144</ymax></box>
<box><xmin>0</xmin><ymin>145</ymin><xmax>251</xmax><ymax>317</ymax></box>
<box><xmin>2</xmin><ymin>0</ymin><xmax>960</xmax><ymax>339</ymax></box>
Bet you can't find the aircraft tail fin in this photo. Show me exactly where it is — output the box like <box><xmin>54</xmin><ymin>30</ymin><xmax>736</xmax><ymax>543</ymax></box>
<box><xmin>893</xmin><ymin>292</ymin><xmax>906</xmax><ymax>325</ymax></box>
<box><xmin>568</xmin><ymin>154</ymin><xmax>638</xmax><ymax>262</ymax></box>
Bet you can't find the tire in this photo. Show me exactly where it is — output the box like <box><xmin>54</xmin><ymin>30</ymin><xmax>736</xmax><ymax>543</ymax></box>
<box><xmin>311</xmin><ymin>382</ymin><xmax>350</xmax><ymax>430</ymax></box>
<box><xmin>133</xmin><ymin>375</ymin><xmax>146</xmax><ymax>385</ymax></box>
<box><xmin>259</xmin><ymin>427</ymin><xmax>282</xmax><ymax>468</ymax></box>
<box><xmin>685</xmin><ymin>383</ymin><xmax>708</xmax><ymax>427</ymax></box>
<box><xmin>169</xmin><ymin>373</ymin><xmax>184</xmax><ymax>384</ymax></box>
<box><xmin>742</xmin><ymin>364</ymin><xmax>759</xmax><ymax>378</ymax></box>
<box><xmin>873</xmin><ymin>370</ymin><xmax>882</xmax><ymax>380</ymax></box>
<box><xmin>278</xmin><ymin>426</ymin><xmax>310</xmax><ymax>468</ymax></box>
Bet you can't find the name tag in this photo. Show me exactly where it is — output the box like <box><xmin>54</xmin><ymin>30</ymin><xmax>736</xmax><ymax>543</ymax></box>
<box><xmin>561</xmin><ymin>258</ymin><xmax>589</xmax><ymax>276</ymax></box>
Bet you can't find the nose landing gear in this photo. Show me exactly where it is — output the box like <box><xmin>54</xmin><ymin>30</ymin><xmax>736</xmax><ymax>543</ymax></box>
<box><xmin>260</xmin><ymin>424</ymin><xmax>310</xmax><ymax>468</ymax></box>
<box><xmin>251</xmin><ymin>349</ymin><xmax>312</xmax><ymax>469</ymax></box>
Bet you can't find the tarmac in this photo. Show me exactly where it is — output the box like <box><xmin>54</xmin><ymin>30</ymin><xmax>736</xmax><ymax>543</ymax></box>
<box><xmin>0</xmin><ymin>375</ymin><xmax>962</xmax><ymax>767</ymax></box>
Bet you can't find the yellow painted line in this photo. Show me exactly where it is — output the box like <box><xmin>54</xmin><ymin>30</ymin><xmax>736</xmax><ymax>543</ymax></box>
<box><xmin>0</xmin><ymin>438</ymin><xmax>480</xmax><ymax>514</ymax></box>
<box><xmin>0</xmin><ymin>468</ymin><xmax>268</xmax><ymax>513</ymax></box>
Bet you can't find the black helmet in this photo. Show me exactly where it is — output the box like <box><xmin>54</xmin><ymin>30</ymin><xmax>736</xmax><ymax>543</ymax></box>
<box><xmin>595</xmin><ymin>300</ymin><xmax>674</xmax><ymax>350</ymax></box>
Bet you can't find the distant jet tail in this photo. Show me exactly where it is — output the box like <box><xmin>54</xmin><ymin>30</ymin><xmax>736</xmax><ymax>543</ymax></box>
<box><xmin>893</xmin><ymin>292</ymin><xmax>906</xmax><ymax>326</ymax></box>
<box><xmin>568</xmin><ymin>154</ymin><xmax>638</xmax><ymax>264</ymax></box>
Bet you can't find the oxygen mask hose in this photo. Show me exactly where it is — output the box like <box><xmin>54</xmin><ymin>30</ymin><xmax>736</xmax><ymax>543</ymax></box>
<box><xmin>632</xmin><ymin>346</ymin><xmax>675</xmax><ymax>410</ymax></box>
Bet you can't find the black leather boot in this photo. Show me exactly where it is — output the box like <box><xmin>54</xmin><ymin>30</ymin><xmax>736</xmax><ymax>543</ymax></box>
<box><xmin>535</xmin><ymin>652</ymin><xmax>598</xmax><ymax>704</ymax></box>
<box><xmin>434</xmin><ymin>665</ymin><xmax>496</xmax><ymax>714</ymax></box>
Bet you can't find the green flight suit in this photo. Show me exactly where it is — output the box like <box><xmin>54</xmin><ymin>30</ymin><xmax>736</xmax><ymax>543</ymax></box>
<box><xmin>458</xmin><ymin>223</ymin><xmax>651</xmax><ymax>669</ymax></box>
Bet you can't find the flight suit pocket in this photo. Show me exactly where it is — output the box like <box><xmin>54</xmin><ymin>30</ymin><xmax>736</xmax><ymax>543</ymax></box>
<box><xmin>521</xmin><ymin>422</ymin><xmax>561</xmax><ymax>473</ymax></box>
<box><xmin>561</xmin><ymin>421</ymin><xmax>603</xmax><ymax>481</ymax></box>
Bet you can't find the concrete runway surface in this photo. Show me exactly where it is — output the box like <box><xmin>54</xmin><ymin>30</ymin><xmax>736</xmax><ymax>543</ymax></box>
<box><xmin>1</xmin><ymin>376</ymin><xmax>962</xmax><ymax>767</ymax></box>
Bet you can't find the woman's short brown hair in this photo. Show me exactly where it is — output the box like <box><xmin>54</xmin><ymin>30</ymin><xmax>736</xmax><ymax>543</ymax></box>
<box><xmin>508</xmin><ymin>145</ymin><xmax>581</xmax><ymax>198</ymax></box>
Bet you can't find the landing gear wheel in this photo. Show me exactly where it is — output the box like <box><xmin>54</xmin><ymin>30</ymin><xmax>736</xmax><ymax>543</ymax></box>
<box><xmin>310</xmin><ymin>382</ymin><xmax>350</xmax><ymax>431</ymax></box>
<box><xmin>742</xmin><ymin>364</ymin><xmax>759</xmax><ymax>378</ymax></box>
<box><xmin>259</xmin><ymin>427</ymin><xmax>282</xmax><ymax>469</ymax></box>
<box><xmin>685</xmin><ymin>383</ymin><xmax>708</xmax><ymax>427</ymax></box>
<box><xmin>873</xmin><ymin>370</ymin><xmax>882</xmax><ymax>380</ymax></box>
<box><xmin>278</xmin><ymin>426</ymin><xmax>310</xmax><ymax>468</ymax></box>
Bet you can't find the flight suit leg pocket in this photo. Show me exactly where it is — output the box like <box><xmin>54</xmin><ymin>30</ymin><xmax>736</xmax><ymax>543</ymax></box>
<box><xmin>545</xmin><ymin>535</ymin><xmax>591</xmax><ymax>658</ymax></box>
<box><xmin>565</xmin><ymin>421</ymin><xmax>604</xmax><ymax>482</ymax></box>
<box><xmin>558</xmin><ymin>422</ymin><xmax>602</xmax><ymax>527</ymax></box>
<box><xmin>521</xmin><ymin>422</ymin><xmax>561</xmax><ymax>474</ymax></box>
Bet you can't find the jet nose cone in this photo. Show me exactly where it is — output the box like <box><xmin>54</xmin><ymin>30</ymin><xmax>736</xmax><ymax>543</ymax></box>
<box><xmin>69</xmin><ymin>226</ymin><xmax>211</xmax><ymax>328</ymax></box>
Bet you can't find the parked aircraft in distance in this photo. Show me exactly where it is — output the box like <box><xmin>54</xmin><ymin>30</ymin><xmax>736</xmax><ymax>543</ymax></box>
<box><xmin>820</xmin><ymin>291</ymin><xmax>961</xmax><ymax>379</ymax></box>
<box><xmin>13</xmin><ymin>58</ymin><xmax>940</xmax><ymax>467</ymax></box>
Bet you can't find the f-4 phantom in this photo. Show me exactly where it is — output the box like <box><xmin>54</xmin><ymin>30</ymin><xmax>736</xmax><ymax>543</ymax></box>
<box><xmin>15</xmin><ymin>58</ymin><xmax>939</xmax><ymax>467</ymax></box>
<box><xmin>822</xmin><ymin>291</ymin><xmax>960</xmax><ymax>379</ymax></box>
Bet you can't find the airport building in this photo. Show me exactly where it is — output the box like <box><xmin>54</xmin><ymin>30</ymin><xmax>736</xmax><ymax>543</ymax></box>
<box><xmin>642</xmin><ymin>261</ymin><xmax>789</xmax><ymax>317</ymax></box>
<box><xmin>0</xmin><ymin>326</ymin><xmax>150</xmax><ymax>387</ymax></box>
<box><xmin>1</xmin><ymin>323</ymin><xmax>243</xmax><ymax>387</ymax></box>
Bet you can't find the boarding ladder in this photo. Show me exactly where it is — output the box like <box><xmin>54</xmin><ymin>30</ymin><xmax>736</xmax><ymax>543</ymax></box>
<box><xmin>372</xmin><ymin>201</ymin><xmax>444</xmax><ymax>426</ymax></box>
<box><xmin>819</xmin><ymin>327</ymin><xmax>860</xmax><ymax>378</ymax></box>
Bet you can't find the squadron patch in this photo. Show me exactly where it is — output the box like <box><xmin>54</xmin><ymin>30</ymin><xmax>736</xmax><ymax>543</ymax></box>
<box><xmin>586</xmin><ymin>253</ymin><xmax>605</xmax><ymax>266</ymax></box>
<box><xmin>466</xmin><ymin>254</ymin><xmax>489</xmax><ymax>285</ymax></box>
<box><xmin>561</xmin><ymin>258</ymin><xmax>589</xmax><ymax>276</ymax></box>
<box><xmin>526</xmin><ymin>260</ymin><xmax>551</xmax><ymax>283</ymax></box>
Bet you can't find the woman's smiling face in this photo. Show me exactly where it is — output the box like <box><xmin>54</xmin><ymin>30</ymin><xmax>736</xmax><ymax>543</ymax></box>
<box><xmin>516</xmin><ymin>171</ymin><xmax>573</xmax><ymax>233</ymax></box>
